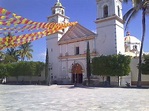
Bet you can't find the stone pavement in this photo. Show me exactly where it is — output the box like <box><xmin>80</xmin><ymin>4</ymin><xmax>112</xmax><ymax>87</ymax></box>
<box><xmin>0</xmin><ymin>85</ymin><xmax>148</xmax><ymax>111</ymax></box>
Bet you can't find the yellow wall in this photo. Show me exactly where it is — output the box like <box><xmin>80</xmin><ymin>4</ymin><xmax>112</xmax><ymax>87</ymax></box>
<box><xmin>130</xmin><ymin>58</ymin><xmax>149</xmax><ymax>85</ymax></box>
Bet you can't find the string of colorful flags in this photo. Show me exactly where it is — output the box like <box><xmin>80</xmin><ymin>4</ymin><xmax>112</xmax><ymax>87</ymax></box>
<box><xmin>0</xmin><ymin>7</ymin><xmax>77</xmax><ymax>50</ymax></box>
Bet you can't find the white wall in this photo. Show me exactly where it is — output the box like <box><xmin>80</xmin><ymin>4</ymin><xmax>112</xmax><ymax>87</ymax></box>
<box><xmin>61</xmin><ymin>40</ymin><xmax>94</xmax><ymax>56</ymax></box>
<box><xmin>121</xmin><ymin>58</ymin><xmax>149</xmax><ymax>86</ymax></box>
<box><xmin>96</xmin><ymin>19</ymin><xmax>117</xmax><ymax>55</ymax></box>
<box><xmin>46</xmin><ymin>33</ymin><xmax>62</xmax><ymax>82</ymax></box>
<box><xmin>115</xmin><ymin>20</ymin><xmax>124</xmax><ymax>54</ymax></box>
<box><xmin>59</xmin><ymin>39</ymin><xmax>95</xmax><ymax>83</ymax></box>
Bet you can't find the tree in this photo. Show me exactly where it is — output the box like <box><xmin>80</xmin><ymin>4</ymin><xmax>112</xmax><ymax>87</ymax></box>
<box><xmin>35</xmin><ymin>62</ymin><xmax>45</xmax><ymax>76</ymax></box>
<box><xmin>0</xmin><ymin>63</ymin><xmax>15</xmax><ymax>83</ymax></box>
<box><xmin>123</xmin><ymin>0</ymin><xmax>149</xmax><ymax>87</ymax></box>
<box><xmin>7</xmin><ymin>61</ymin><xmax>45</xmax><ymax>84</ymax></box>
<box><xmin>3</xmin><ymin>32</ymin><xmax>19</xmax><ymax>63</ymax></box>
<box><xmin>5</xmin><ymin>48</ymin><xmax>20</xmax><ymax>62</ymax></box>
<box><xmin>18</xmin><ymin>42</ymin><xmax>33</xmax><ymax>61</ymax></box>
<box><xmin>3</xmin><ymin>54</ymin><xmax>17</xmax><ymax>64</ymax></box>
<box><xmin>92</xmin><ymin>55</ymin><xmax>131</xmax><ymax>86</ymax></box>
<box><xmin>0</xmin><ymin>51</ymin><xmax>5</xmax><ymax>63</ymax></box>
<box><xmin>11</xmin><ymin>62</ymin><xmax>23</xmax><ymax>83</ymax></box>
<box><xmin>141</xmin><ymin>54</ymin><xmax>149</xmax><ymax>74</ymax></box>
<box><xmin>86</xmin><ymin>41</ymin><xmax>91</xmax><ymax>85</ymax></box>
<box><xmin>0</xmin><ymin>64</ymin><xmax>8</xmax><ymax>79</ymax></box>
<box><xmin>45</xmin><ymin>49</ymin><xmax>50</xmax><ymax>85</ymax></box>
<box><xmin>26</xmin><ymin>61</ymin><xmax>36</xmax><ymax>84</ymax></box>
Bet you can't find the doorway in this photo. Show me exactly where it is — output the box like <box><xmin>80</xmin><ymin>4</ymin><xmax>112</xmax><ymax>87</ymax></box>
<box><xmin>71</xmin><ymin>63</ymin><xmax>83</xmax><ymax>84</ymax></box>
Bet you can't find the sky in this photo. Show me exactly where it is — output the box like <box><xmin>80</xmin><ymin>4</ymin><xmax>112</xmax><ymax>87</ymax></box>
<box><xmin>0</xmin><ymin>0</ymin><xmax>149</xmax><ymax>62</ymax></box>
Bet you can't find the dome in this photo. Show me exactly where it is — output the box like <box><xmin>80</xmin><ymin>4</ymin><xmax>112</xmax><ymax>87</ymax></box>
<box><xmin>125</xmin><ymin>36</ymin><xmax>141</xmax><ymax>44</ymax></box>
<box><xmin>124</xmin><ymin>35</ymin><xmax>141</xmax><ymax>57</ymax></box>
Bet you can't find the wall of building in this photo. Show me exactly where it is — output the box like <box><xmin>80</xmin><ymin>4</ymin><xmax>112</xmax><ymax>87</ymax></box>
<box><xmin>60</xmin><ymin>40</ymin><xmax>94</xmax><ymax>56</ymax></box>
<box><xmin>57</xmin><ymin>39</ymin><xmax>95</xmax><ymax>84</ymax></box>
<box><xmin>47</xmin><ymin>33</ymin><xmax>63</xmax><ymax>83</ymax></box>
<box><xmin>96</xmin><ymin>19</ymin><xmax>118</xmax><ymax>55</ymax></box>
<box><xmin>6</xmin><ymin>70</ymin><xmax>45</xmax><ymax>84</ymax></box>
<box><xmin>58</xmin><ymin>58</ymin><xmax>86</xmax><ymax>84</ymax></box>
<box><xmin>130</xmin><ymin>58</ymin><xmax>149</xmax><ymax>85</ymax></box>
<box><xmin>121</xmin><ymin>58</ymin><xmax>149</xmax><ymax>86</ymax></box>
<box><xmin>115</xmin><ymin>20</ymin><xmax>124</xmax><ymax>54</ymax></box>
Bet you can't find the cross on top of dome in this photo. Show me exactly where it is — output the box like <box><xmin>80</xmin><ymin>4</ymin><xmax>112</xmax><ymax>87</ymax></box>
<box><xmin>126</xmin><ymin>31</ymin><xmax>130</xmax><ymax>36</ymax></box>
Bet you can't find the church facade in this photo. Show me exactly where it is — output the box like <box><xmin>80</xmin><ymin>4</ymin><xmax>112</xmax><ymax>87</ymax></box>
<box><xmin>46</xmin><ymin>0</ymin><xmax>149</xmax><ymax>86</ymax></box>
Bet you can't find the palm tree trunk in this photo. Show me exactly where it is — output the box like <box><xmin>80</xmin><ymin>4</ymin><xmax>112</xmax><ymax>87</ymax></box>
<box><xmin>137</xmin><ymin>8</ymin><xmax>146</xmax><ymax>88</ymax></box>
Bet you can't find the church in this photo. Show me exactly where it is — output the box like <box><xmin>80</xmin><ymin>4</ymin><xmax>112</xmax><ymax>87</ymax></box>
<box><xmin>46</xmin><ymin>0</ymin><xmax>149</xmax><ymax>86</ymax></box>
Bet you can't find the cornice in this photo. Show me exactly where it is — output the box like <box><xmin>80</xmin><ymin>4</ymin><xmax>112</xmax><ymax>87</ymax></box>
<box><xmin>95</xmin><ymin>15</ymin><xmax>124</xmax><ymax>24</ymax></box>
<box><xmin>59</xmin><ymin>52</ymin><xmax>97</xmax><ymax>60</ymax></box>
<box><xmin>58</xmin><ymin>35</ymin><xmax>95</xmax><ymax>45</ymax></box>
<box><xmin>47</xmin><ymin>13</ymin><xmax>69</xmax><ymax>20</ymax></box>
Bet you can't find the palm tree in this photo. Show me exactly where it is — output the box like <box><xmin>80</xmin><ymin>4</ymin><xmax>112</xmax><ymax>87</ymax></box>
<box><xmin>6</xmin><ymin>48</ymin><xmax>20</xmax><ymax>62</ymax></box>
<box><xmin>123</xmin><ymin>0</ymin><xmax>149</xmax><ymax>87</ymax></box>
<box><xmin>18</xmin><ymin>42</ymin><xmax>33</xmax><ymax>61</ymax></box>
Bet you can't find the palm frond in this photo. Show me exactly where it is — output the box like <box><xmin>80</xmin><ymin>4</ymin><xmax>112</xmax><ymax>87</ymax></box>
<box><xmin>123</xmin><ymin>8</ymin><xmax>134</xmax><ymax>21</ymax></box>
<box><xmin>18</xmin><ymin>42</ymin><xmax>33</xmax><ymax>61</ymax></box>
<box><xmin>123</xmin><ymin>8</ymin><xmax>139</xmax><ymax>30</ymax></box>
<box><xmin>123</xmin><ymin>0</ymin><xmax>130</xmax><ymax>3</ymax></box>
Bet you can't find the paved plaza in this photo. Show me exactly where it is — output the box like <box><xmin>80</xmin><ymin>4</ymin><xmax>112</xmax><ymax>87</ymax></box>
<box><xmin>0</xmin><ymin>85</ymin><xmax>148</xmax><ymax>111</ymax></box>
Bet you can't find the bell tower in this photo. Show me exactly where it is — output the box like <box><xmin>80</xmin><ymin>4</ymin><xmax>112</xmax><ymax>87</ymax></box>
<box><xmin>95</xmin><ymin>0</ymin><xmax>124</xmax><ymax>55</ymax></box>
<box><xmin>48</xmin><ymin>0</ymin><xmax>69</xmax><ymax>24</ymax></box>
<box><xmin>46</xmin><ymin>0</ymin><xmax>70</xmax><ymax>82</ymax></box>
<box><xmin>52</xmin><ymin>0</ymin><xmax>65</xmax><ymax>16</ymax></box>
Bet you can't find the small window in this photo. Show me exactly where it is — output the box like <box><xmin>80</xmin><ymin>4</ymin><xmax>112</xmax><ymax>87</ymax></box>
<box><xmin>103</xmin><ymin>5</ymin><xmax>108</xmax><ymax>18</ymax></box>
<box><xmin>117</xmin><ymin>6</ymin><xmax>120</xmax><ymax>17</ymax></box>
<box><xmin>75</xmin><ymin>47</ymin><xmax>79</xmax><ymax>55</ymax></box>
<box><xmin>52</xmin><ymin>10</ymin><xmax>55</xmax><ymax>14</ymax></box>
<box><xmin>133</xmin><ymin>45</ymin><xmax>137</xmax><ymax>50</ymax></box>
<box><xmin>62</xmin><ymin>10</ymin><xmax>64</xmax><ymax>15</ymax></box>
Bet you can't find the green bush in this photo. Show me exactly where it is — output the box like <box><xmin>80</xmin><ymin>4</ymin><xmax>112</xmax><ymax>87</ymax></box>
<box><xmin>92</xmin><ymin>54</ymin><xmax>131</xmax><ymax>77</ymax></box>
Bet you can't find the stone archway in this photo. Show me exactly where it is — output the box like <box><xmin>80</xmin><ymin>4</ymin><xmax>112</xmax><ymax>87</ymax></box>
<box><xmin>71</xmin><ymin>63</ymin><xmax>83</xmax><ymax>84</ymax></box>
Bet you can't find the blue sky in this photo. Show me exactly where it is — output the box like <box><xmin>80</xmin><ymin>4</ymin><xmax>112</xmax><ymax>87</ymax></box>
<box><xmin>0</xmin><ymin>0</ymin><xmax>149</xmax><ymax>62</ymax></box>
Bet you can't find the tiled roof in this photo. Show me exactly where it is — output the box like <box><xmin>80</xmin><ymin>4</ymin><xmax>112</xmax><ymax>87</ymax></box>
<box><xmin>58</xmin><ymin>23</ymin><xmax>96</xmax><ymax>44</ymax></box>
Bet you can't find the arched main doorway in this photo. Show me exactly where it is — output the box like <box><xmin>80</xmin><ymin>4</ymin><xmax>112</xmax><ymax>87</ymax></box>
<box><xmin>71</xmin><ymin>63</ymin><xmax>83</xmax><ymax>84</ymax></box>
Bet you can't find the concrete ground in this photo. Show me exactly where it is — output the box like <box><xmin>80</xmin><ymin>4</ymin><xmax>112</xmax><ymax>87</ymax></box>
<box><xmin>0</xmin><ymin>85</ymin><xmax>148</xmax><ymax>111</ymax></box>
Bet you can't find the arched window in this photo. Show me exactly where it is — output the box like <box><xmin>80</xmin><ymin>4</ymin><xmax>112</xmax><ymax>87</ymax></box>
<box><xmin>103</xmin><ymin>5</ymin><xmax>108</xmax><ymax>18</ymax></box>
<box><xmin>117</xmin><ymin>6</ymin><xmax>120</xmax><ymax>17</ymax></box>
<box><xmin>62</xmin><ymin>10</ymin><xmax>64</xmax><ymax>15</ymax></box>
<box><xmin>52</xmin><ymin>10</ymin><xmax>55</xmax><ymax>14</ymax></box>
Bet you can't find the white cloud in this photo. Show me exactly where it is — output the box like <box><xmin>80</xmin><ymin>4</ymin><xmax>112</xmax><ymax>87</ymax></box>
<box><xmin>92</xmin><ymin>30</ymin><xmax>97</xmax><ymax>33</ymax></box>
<box><xmin>33</xmin><ymin>51</ymin><xmax>46</xmax><ymax>62</ymax></box>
